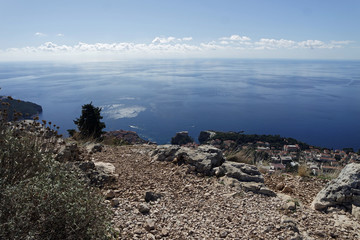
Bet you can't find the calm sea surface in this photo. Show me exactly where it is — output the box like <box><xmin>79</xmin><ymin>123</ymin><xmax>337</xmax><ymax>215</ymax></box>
<box><xmin>0</xmin><ymin>59</ymin><xmax>359</xmax><ymax>150</ymax></box>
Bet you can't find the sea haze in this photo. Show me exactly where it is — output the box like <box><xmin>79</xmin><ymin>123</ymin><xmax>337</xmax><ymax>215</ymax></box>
<box><xmin>0</xmin><ymin>59</ymin><xmax>359</xmax><ymax>150</ymax></box>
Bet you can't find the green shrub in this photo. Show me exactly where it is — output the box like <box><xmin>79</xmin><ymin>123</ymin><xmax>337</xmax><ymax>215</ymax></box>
<box><xmin>0</xmin><ymin>163</ymin><xmax>113</xmax><ymax>240</ymax></box>
<box><xmin>0</xmin><ymin>97</ymin><xmax>114</xmax><ymax>239</ymax></box>
<box><xmin>0</xmin><ymin>123</ymin><xmax>51</xmax><ymax>186</ymax></box>
<box><xmin>73</xmin><ymin>102</ymin><xmax>106</xmax><ymax>139</ymax></box>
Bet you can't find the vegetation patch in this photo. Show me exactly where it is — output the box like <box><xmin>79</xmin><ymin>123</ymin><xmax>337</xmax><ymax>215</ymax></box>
<box><xmin>0</xmin><ymin>97</ymin><xmax>114</xmax><ymax>239</ymax></box>
<box><xmin>208</xmin><ymin>131</ymin><xmax>310</xmax><ymax>150</ymax></box>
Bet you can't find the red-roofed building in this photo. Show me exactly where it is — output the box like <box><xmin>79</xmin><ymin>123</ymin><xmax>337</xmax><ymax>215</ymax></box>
<box><xmin>283</xmin><ymin>144</ymin><xmax>300</xmax><ymax>152</ymax></box>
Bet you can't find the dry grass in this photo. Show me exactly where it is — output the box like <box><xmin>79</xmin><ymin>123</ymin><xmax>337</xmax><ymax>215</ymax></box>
<box><xmin>317</xmin><ymin>169</ymin><xmax>341</xmax><ymax>180</ymax></box>
<box><xmin>298</xmin><ymin>164</ymin><xmax>310</xmax><ymax>177</ymax></box>
<box><xmin>227</xmin><ymin>153</ymin><xmax>254</xmax><ymax>164</ymax></box>
<box><xmin>226</xmin><ymin>149</ymin><xmax>255</xmax><ymax>165</ymax></box>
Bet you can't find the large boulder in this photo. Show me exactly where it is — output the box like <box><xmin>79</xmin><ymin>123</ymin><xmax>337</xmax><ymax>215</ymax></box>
<box><xmin>217</xmin><ymin>165</ymin><xmax>275</xmax><ymax>197</ymax></box>
<box><xmin>74</xmin><ymin>161</ymin><xmax>118</xmax><ymax>188</ymax></box>
<box><xmin>151</xmin><ymin>145</ymin><xmax>275</xmax><ymax>196</ymax></box>
<box><xmin>311</xmin><ymin>163</ymin><xmax>360</xmax><ymax>212</ymax></box>
<box><xmin>179</xmin><ymin>145</ymin><xmax>225</xmax><ymax>175</ymax></box>
<box><xmin>219</xmin><ymin>162</ymin><xmax>264</xmax><ymax>183</ymax></box>
<box><xmin>151</xmin><ymin>145</ymin><xmax>224</xmax><ymax>175</ymax></box>
<box><xmin>171</xmin><ymin>131</ymin><xmax>194</xmax><ymax>145</ymax></box>
<box><xmin>151</xmin><ymin>145</ymin><xmax>181</xmax><ymax>162</ymax></box>
<box><xmin>90</xmin><ymin>161</ymin><xmax>118</xmax><ymax>187</ymax></box>
<box><xmin>198</xmin><ymin>131</ymin><xmax>216</xmax><ymax>144</ymax></box>
<box><xmin>94</xmin><ymin>162</ymin><xmax>116</xmax><ymax>175</ymax></box>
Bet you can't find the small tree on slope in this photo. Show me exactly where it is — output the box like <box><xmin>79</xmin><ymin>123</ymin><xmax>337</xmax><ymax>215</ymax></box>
<box><xmin>74</xmin><ymin>102</ymin><xmax>105</xmax><ymax>139</ymax></box>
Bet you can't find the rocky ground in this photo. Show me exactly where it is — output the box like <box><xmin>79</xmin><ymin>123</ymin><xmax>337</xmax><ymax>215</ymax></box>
<box><xmin>89</xmin><ymin>145</ymin><xmax>360</xmax><ymax>239</ymax></box>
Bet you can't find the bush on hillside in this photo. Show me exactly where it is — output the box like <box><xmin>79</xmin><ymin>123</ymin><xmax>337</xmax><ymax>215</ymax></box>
<box><xmin>0</xmin><ymin>97</ymin><xmax>114</xmax><ymax>239</ymax></box>
<box><xmin>73</xmin><ymin>102</ymin><xmax>106</xmax><ymax>139</ymax></box>
<box><xmin>0</xmin><ymin>162</ymin><xmax>113</xmax><ymax>240</ymax></box>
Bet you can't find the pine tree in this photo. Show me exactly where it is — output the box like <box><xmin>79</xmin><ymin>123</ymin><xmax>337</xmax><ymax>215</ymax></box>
<box><xmin>74</xmin><ymin>102</ymin><xmax>105</xmax><ymax>139</ymax></box>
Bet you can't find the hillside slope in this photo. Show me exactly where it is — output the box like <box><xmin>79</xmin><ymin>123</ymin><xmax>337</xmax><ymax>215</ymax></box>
<box><xmin>0</xmin><ymin>96</ymin><xmax>42</xmax><ymax>120</ymax></box>
<box><xmin>91</xmin><ymin>145</ymin><xmax>360</xmax><ymax>239</ymax></box>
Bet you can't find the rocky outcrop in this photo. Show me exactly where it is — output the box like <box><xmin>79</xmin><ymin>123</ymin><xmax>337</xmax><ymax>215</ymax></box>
<box><xmin>151</xmin><ymin>145</ymin><xmax>275</xmax><ymax>196</ymax></box>
<box><xmin>151</xmin><ymin>145</ymin><xmax>181</xmax><ymax>161</ymax></box>
<box><xmin>95</xmin><ymin>145</ymin><xmax>360</xmax><ymax>239</ymax></box>
<box><xmin>171</xmin><ymin>131</ymin><xmax>195</xmax><ymax>145</ymax></box>
<box><xmin>54</xmin><ymin>142</ymin><xmax>117</xmax><ymax>187</ymax></box>
<box><xmin>151</xmin><ymin>145</ymin><xmax>224</xmax><ymax>175</ymax></box>
<box><xmin>198</xmin><ymin>130</ymin><xmax>216</xmax><ymax>144</ymax></box>
<box><xmin>102</xmin><ymin>130</ymin><xmax>150</xmax><ymax>144</ymax></box>
<box><xmin>311</xmin><ymin>163</ymin><xmax>360</xmax><ymax>215</ymax></box>
<box><xmin>214</xmin><ymin>162</ymin><xmax>275</xmax><ymax>196</ymax></box>
<box><xmin>215</xmin><ymin>162</ymin><xmax>264</xmax><ymax>183</ymax></box>
<box><xmin>92</xmin><ymin>161</ymin><xmax>118</xmax><ymax>187</ymax></box>
<box><xmin>76</xmin><ymin>160</ymin><xmax>118</xmax><ymax>188</ymax></box>
<box><xmin>179</xmin><ymin>145</ymin><xmax>225</xmax><ymax>175</ymax></box>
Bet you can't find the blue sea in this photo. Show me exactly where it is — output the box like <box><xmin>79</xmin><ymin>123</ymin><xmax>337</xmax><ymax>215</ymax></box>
<box><xmin>0</xmin><ymin>59</ymin><xmax>359</xmax><ymax>150</ymax></box>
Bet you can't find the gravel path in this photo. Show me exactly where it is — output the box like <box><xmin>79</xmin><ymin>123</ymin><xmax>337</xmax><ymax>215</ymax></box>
<box><xmin>91</xmin><ymin>145</ymin><xmax>360</xmax><ymax>239</ymax></box>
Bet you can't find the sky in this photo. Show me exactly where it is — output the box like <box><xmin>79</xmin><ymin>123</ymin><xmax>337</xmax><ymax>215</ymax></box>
<box><xmin>0</xmin><ymin>0</ymin><xmax>359</xmax><ymax>61</ymax></box>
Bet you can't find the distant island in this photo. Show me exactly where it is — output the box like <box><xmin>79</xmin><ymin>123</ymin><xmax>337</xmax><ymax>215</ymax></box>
<box><xmin>0</xmin><ymin>96</ymin><xmax>42</xmax><ymax>121</ymax></box>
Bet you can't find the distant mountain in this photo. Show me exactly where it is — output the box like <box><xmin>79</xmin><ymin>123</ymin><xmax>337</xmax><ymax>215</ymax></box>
<box><xmin>0</xmin><ymin>96</ymin><xmax>42</xmax><ymax>121</ymax></box>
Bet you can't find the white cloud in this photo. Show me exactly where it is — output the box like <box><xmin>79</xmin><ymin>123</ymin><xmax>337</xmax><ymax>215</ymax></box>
<box><xmin>200</xmin><ymin>41</ymin><xmax>225</xmax><ymax>50</ymax></box>
<box><xmin>152</xmin><ymin>36</ymin><xmax>193</xmax><ymax>44</ymax></box>
<box><xmin>255</xmin><ymin>38</ymin><xmax>297</xmax><ymax>49</ymax></box>
<box><xmin>152</xmin><ymin>36</ymin><xmax>177</xmax><ymax>44</ymax></box>
<box><xmin>182</xmin><ymin>37</ymin><xmax>193</xmax><ymax>41</ymax></box>
<box><xmin>37</xmin><ymin>42</ymin><xmax>72</xmax><ymax>51</ymax></box>
<box><xmin>0</xmin><ymin>35</ymin><xmax>356</xmax><ymax>60</ymax></box>
<box><xmin>101</xmin><ymin>104</ymin><xmax>146</xmax><ymax>119</ymax></box>
<box><xmin>298</xmin><ymin>40</ymin><xmax>327</xmax><ymax>49</ymax></box>
<box><xmin>329</xmin><ymin>40</ymin><xmax>354</xmax><ymax>48</ymax></box>
<box><xmin>35</xmin><ymin>32</ymin><xmax>46</xmax><ymax>37</ymax></box>
<box><xmin>57</xmin><ymin>33</ymin><xmax>64</xmax><ymax>37</ymax></box>
<box><xmin>220</xmin><ymin>35</ymin><xmax>251</xmax><ymax>41</ymax></box>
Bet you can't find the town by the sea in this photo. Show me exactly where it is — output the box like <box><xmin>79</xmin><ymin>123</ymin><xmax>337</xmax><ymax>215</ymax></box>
<box><xmin>0</xmin><ymin>59</ymin><xmax>359</xmax><ymax>150</ymax></box>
